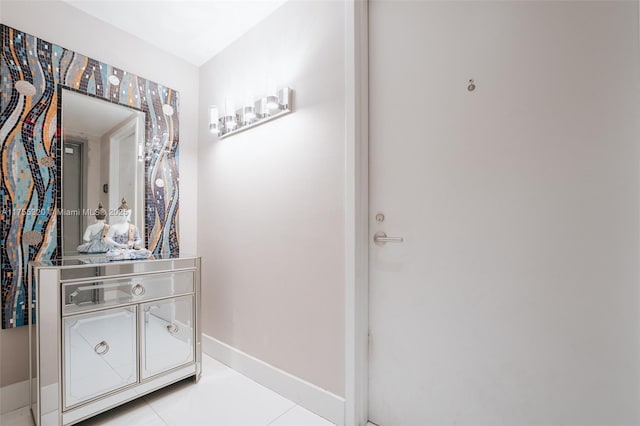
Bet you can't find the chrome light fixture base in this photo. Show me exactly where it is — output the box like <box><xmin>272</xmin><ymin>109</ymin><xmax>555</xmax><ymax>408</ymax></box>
<box><xmin>222</xmin><ymin>115</ymin><xmax>237</xmax><ymax>132</ymax></box>
<box><xmin>216</xmin><ymin>87</ymin><xmax>293</xmax><ymax>139</ymax></box>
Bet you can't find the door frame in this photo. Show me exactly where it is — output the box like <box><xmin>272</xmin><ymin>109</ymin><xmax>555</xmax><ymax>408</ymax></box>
<box><xmin>344</xmin><ymin>1</ymin><xmax>369</xmax><ymax>425</ymax></box>
<box><xmin>61</xmin><ymin>138</ymin><xmax>88</xmax><ymax>255</ymax></box>
<box><xmin>106</xmin><ymin>113</ymin><xmax>145</xmax><ymax>238</ymax></box>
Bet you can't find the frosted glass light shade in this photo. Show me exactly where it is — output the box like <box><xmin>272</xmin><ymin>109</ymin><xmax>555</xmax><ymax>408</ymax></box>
<box><xmin>209</xmin><ymin>105</ymin><xmax>219</xmax><ymax>134</ymax></box>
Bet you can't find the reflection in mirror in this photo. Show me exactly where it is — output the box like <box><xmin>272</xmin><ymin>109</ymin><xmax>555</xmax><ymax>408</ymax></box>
<box><xmin>62</xmin><ymin>89</ymin><xmax>145</xmax><ymax>256</ymax></box>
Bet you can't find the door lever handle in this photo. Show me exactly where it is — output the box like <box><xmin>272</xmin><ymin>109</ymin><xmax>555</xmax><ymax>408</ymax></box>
<box><xmin>373</xmin><ymin>231</ymin><xmax>404</xmax><ymax>246</ymax></box>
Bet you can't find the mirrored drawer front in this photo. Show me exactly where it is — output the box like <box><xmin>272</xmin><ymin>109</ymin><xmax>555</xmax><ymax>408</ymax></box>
<box><xmin>63</xmin><ymin>271</ymin><xmax>194</xmax><ymax>315</ymax></box>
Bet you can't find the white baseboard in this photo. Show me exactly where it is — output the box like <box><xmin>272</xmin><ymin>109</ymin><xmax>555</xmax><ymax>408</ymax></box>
<box><xmin>0</xmin><ymin>379</ymin><xmax>29</xmax><ymax>414</ymax></box>
<box><xmin>202</xmin><ymin>333</ymin><xmax>345</xmax><ymax>426</ymax></box>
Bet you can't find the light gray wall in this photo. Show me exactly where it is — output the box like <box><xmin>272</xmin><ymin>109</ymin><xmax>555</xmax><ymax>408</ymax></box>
<box><xmin>0</xmin><ymin>326</ymin><xmax>29</xmax><ymax>388</ymax></box>
<box><xmin>198</xmin><ymin>1</ymin><xmax>345</xmax><ymax>396</ymax></box>
<box><xmin>0</xmin><ymin>0</ymin><xmax>199</xmax><ymax>387</ymax></box>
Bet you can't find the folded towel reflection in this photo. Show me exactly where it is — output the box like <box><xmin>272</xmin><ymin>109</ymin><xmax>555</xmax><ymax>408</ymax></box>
<box><xmin>106</xmin><ymin>248</ymin><xmax>153</xmax><ymax>261</ymax></box>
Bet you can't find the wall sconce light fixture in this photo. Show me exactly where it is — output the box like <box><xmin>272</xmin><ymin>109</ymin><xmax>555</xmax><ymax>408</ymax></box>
<box><xmin>210</xmin><ymin>87</ymin><xmax>293</xmax><ymax>139</ymax></box>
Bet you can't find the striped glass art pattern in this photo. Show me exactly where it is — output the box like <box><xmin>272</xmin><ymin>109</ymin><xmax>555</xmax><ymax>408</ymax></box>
<box><xmin>0</xmin><ymin>25</ymin><xmax>180</xmax><ymax>328</ymax></box>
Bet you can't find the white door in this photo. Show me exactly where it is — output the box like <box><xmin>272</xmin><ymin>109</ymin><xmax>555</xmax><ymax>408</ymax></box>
<box><xmin>368</xmin><ymin>1</ymin><xmax>639</xmax><ymax>425</ymax></box>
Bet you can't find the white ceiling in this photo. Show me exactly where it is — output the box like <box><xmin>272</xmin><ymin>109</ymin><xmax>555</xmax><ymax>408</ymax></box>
<box><xmin>63</xmin><ymin>89</ymin><xmax>140</xmax><ymax>138</ymax></box>
<box><xmin>63</xmin><ymin>0</ymin><xmax>287</xmax><ymax>67</ymax></box>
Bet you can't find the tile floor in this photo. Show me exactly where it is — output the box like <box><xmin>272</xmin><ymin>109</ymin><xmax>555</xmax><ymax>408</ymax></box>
<box><xmin>1</xmin><ymin>355</ymin><xmax>336</xmax><ymax>426</ymax></box>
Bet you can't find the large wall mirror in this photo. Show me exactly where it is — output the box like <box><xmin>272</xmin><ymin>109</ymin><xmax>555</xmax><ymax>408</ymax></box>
<box><xmin>61</xmin><ymin>89</ymin><xmax>145</xmax><ymax>256</ymax></box>
<box><xmin>1</xmin><ymin>24</ymin><xmax>180</xmax><ymax>328</ymax></box>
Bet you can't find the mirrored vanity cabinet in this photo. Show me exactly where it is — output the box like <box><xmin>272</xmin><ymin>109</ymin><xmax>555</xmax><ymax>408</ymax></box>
<box><xmin>28</xmin><ymin>256</ymin><xmax>201</xmax><ymax>426</ymax></box>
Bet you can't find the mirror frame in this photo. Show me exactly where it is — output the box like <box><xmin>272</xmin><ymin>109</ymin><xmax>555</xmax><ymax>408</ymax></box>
<box><xmin>0</xmin><ymin>24</ymin><xmax>180</xmax><ymax>329</ymax></box>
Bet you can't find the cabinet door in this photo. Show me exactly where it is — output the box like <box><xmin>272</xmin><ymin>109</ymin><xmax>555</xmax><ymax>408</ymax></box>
<box><xmin>140</xmin><ymin>295</ymin><xmax>194</xmax><ymax>379</ymax></box>
<box><xmin>63</xmin><ymin>306</ymin><xmax>137</xmax><ymax>409</ymax></box>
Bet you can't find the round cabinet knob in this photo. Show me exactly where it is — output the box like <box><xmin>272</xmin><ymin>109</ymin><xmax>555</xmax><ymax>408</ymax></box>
<box><xmin>166</xmin><ymin>324</ymin><xmax>179</xmax><ymax>335</ymax></box>
<box><xmin>131</xmin><ymin>283</ymin><xmax>146</xmax><ymax>296</ymax></box>
<box><xmin>94</xmin><ymin>341</ymin><xmax>110</xmax><ymax>356</ymax></box>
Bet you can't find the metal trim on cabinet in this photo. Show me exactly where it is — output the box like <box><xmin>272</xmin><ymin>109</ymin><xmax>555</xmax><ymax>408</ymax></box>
<box><xmin>29</xmin><ymin>257</ymin><xmax>202</xmax><ymax>426</ymax></box>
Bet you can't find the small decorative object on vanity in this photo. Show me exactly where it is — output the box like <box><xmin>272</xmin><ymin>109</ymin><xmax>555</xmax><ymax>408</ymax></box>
<box><xmin>76</xmin><ymin>203</ymin><xmax>110</xmax><ymax>254</ymax></box>
<box><xmin>29</xmin><ymin>256</ymin><xmax>201</xmax><ymax>426</ymax></box>
<box><xmin>104</xmin><ymin>198</ymin><xmax>152</xmax><ymax>260</ymax></box>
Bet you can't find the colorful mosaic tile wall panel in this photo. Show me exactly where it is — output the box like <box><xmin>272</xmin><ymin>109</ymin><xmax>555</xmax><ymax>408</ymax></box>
<box><xmin>0</xmin><ymin>25</ymin><xmax>180</xmax><ymax>328</ymax></box>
